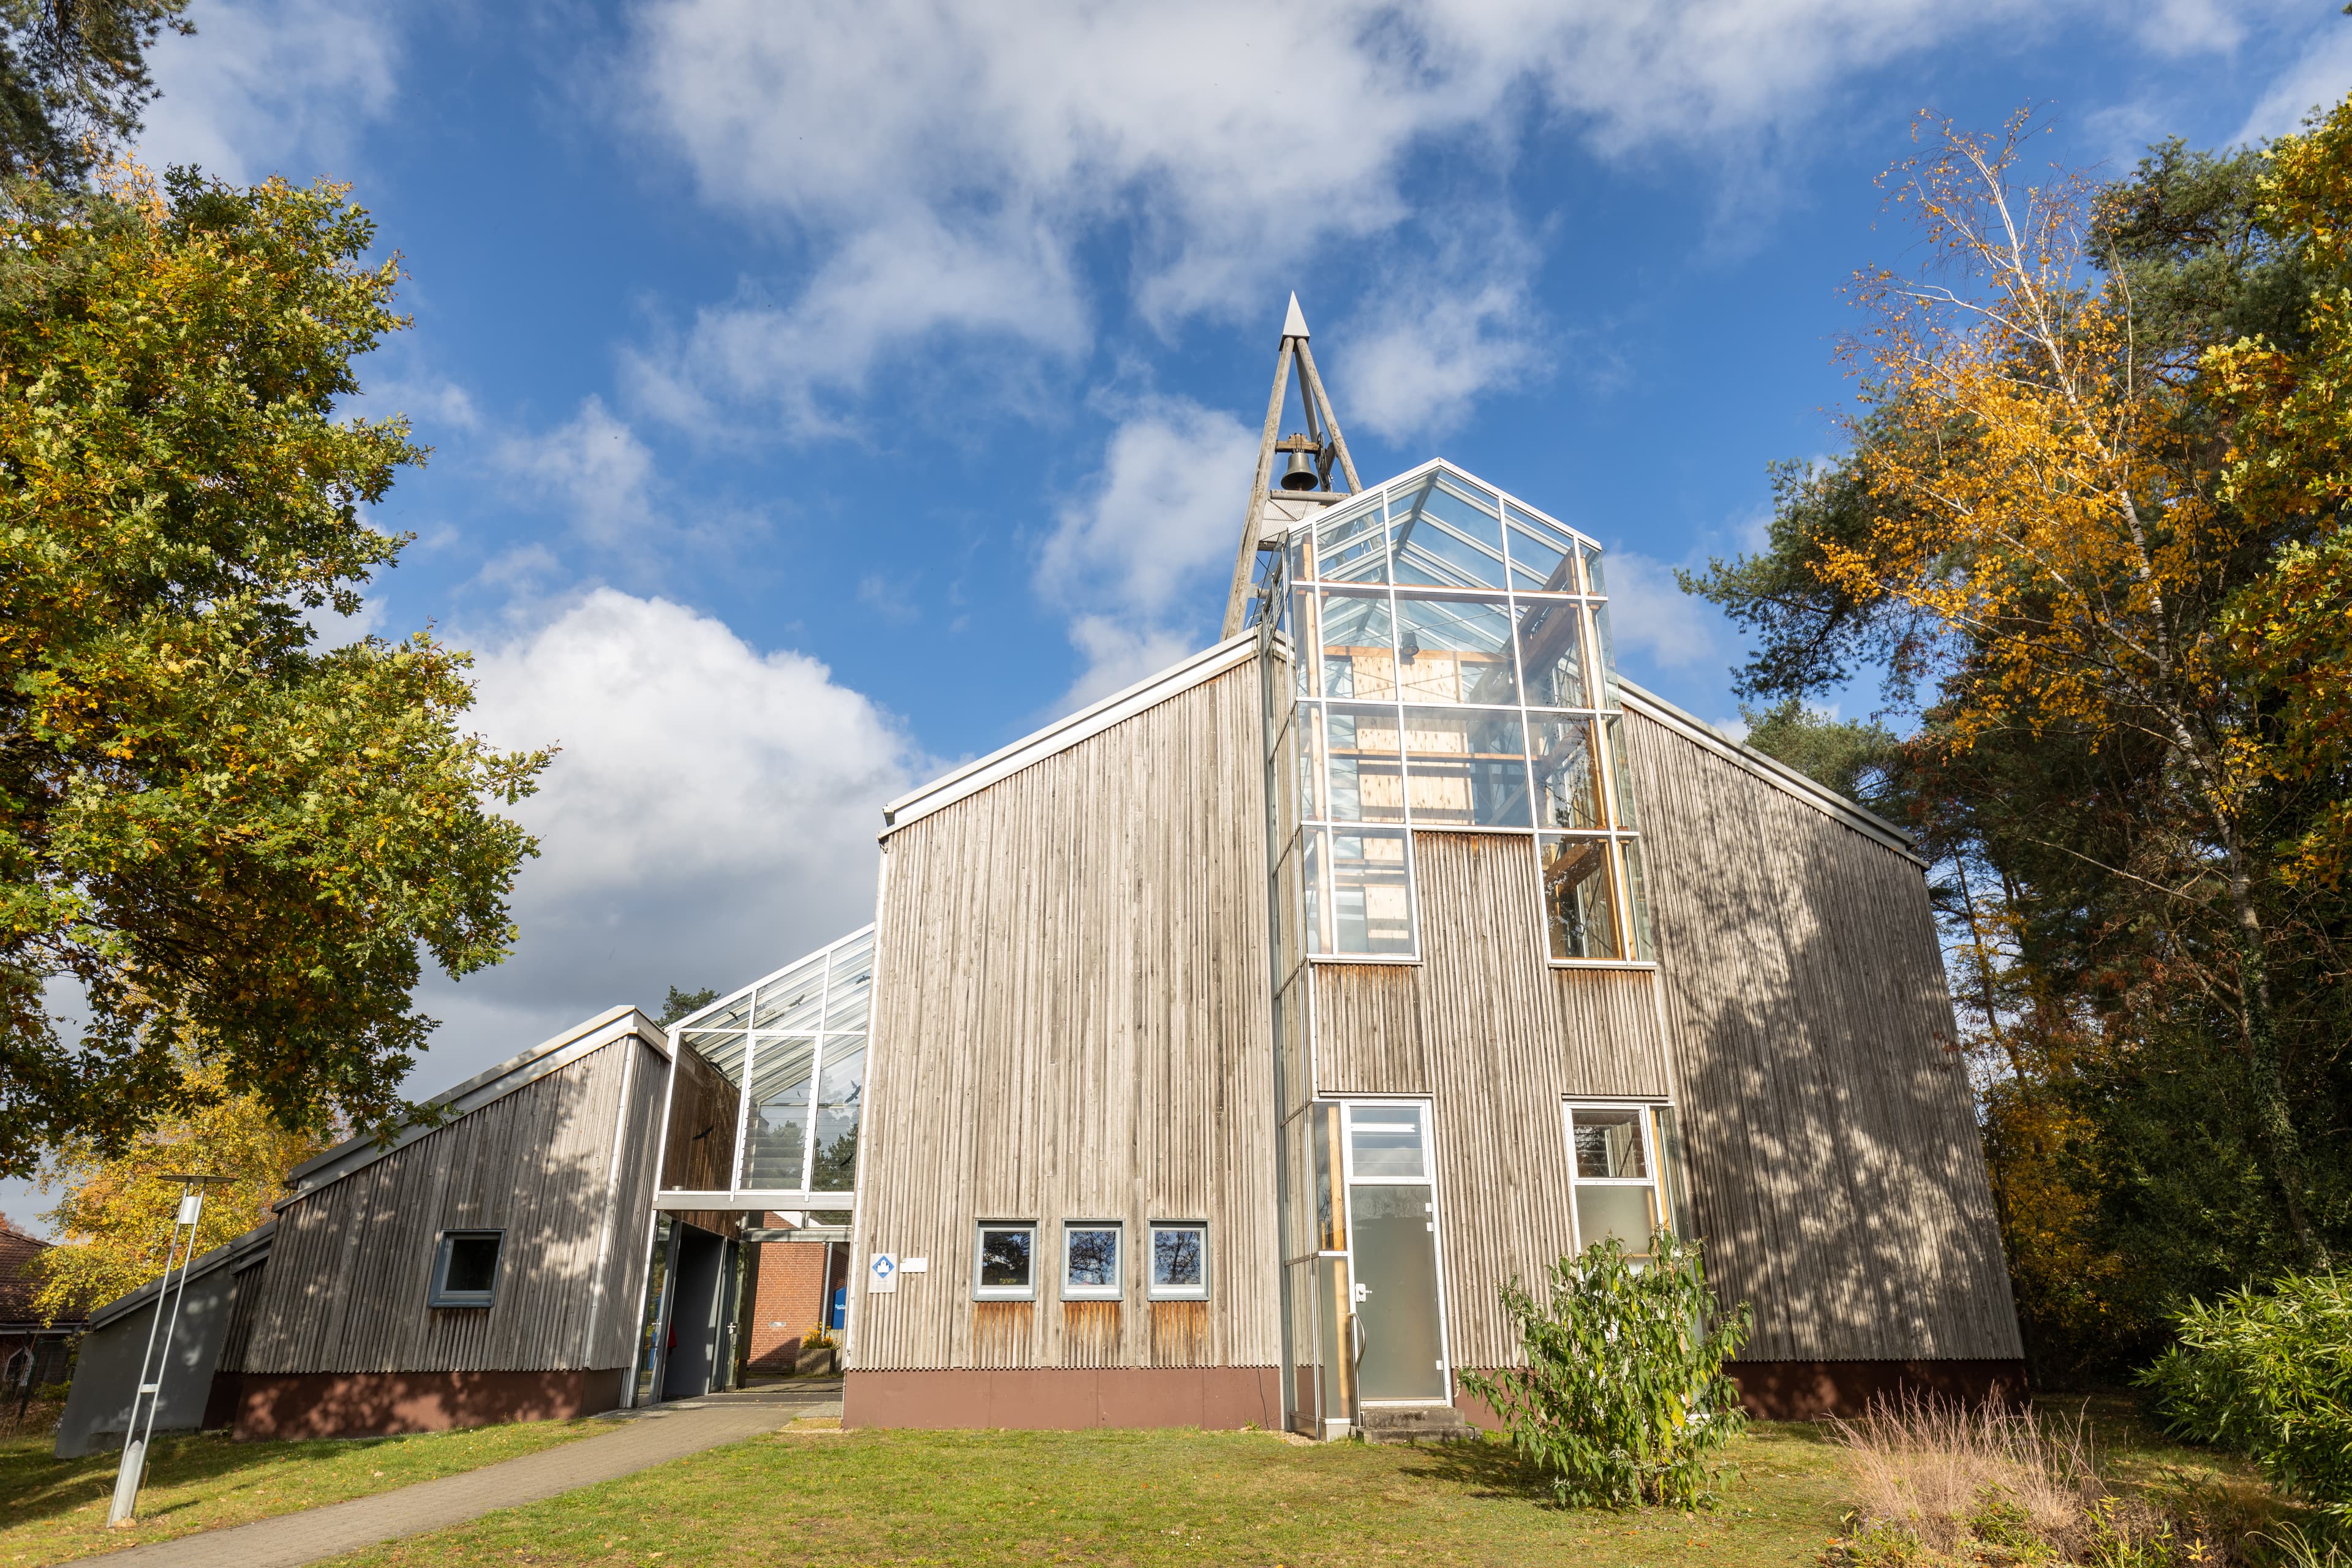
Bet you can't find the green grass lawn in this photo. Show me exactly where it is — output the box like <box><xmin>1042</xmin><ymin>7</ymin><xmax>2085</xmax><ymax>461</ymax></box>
<box><xmin>0</xmin><ymin>1416</ymin><xmax>601</xmax><ymax>1565</ymax></box>
<box><xmin>330</xmin><ymin>1420</ymin><xmax>1860</xmax><ymax>1567</ymax></box>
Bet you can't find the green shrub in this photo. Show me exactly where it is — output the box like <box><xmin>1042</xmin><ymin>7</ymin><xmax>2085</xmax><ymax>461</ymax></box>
<box><xmin>1458</xmin><ymin>1231</ymin><xmax>1752</xmax><ymax>1509</ymax></box>
<box><xmin>2139</xmin><ymin>1272</ymin><xmax>2352</xmax><ymax>1516</ymax></box>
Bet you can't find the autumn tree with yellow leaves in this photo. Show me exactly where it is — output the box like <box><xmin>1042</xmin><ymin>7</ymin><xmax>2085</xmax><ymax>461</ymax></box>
<box><xmin>1690</xmin><ymin>100</ymin><xmax>2352</xmax><ymax>1378</ymax></box>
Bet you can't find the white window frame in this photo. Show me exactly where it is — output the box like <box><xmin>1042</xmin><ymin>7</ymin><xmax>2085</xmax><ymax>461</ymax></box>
<box><xmin>429</xmin><ymin>1228</ymin><xmax>504</xmax><ymax>1309</ymax></box>
<box><xmin>973</xmin><ymin>1221</ymin><xmax>1038</xmax><ymax>1301</ymax></box>
<box><xmin>1562</xmin><ymin>1101</ymin><xmax>1668</xmax><ymax>1256</ymax></box>
<box><xmin>1146</xmin><ymin>1221</ymin><xmax>1210</xmax><ymax>1301</ymax></box>
<box><xmin>1061</xmin><ymin>1221</ymin><xmax>1123</xmax><ymax>1301</ymax></box>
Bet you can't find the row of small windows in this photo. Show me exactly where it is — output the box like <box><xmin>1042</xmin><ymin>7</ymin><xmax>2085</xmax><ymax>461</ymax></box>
<box><xmin>973</xmin><ymin>1221</ymin><xmax>1210</xmax><ymax>1303</ymax></box>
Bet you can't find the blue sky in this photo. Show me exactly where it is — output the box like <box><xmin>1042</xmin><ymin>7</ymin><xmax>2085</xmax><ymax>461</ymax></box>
<box><xmin>8</xmin><ymin>0</ymin><xmax>2348</xmax><ymax>1231</ymax></box>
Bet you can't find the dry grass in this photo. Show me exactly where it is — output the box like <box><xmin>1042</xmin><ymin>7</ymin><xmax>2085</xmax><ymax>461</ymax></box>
<box><xmin>1835</xmin><ymin>1393</ymin><xmax>2103</xmax><ymax>1553</ymax></box>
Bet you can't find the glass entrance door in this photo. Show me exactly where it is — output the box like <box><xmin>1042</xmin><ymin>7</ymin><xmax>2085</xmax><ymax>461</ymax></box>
<box><xmin>1343</xmin><ymin>1102</ymin><xmax>1448</xmax><ymax>1401</ymax></box>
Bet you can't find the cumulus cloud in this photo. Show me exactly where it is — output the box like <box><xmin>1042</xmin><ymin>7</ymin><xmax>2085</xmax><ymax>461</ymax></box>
<box><xmin>1035</xmin><ymin>397</ymin><xmax>1260</xmax><ymax>708</ymax></box>
<box><xmin>137</xmin><ymin>0</ymin><xmax>401</xmax><ymax>184</ymax></box>
<box><xmin>2236</xmin><ymin>19</ymin><xmax>2352</xmax><ymax>144</ymax></box>
<box><xmin>1597</xmin><ymin>549</ymin><xmax>1724</xmax><ymax>674</ymax></box>
<box><xmin>496</xmin><ymin>398</ymin><xmax>660</xmax><ymax>554</ymax></box>
<box><xmin>410</xmin><ymin>589</ymin><xmax>925</xmax><ymax>1088</ymax></box>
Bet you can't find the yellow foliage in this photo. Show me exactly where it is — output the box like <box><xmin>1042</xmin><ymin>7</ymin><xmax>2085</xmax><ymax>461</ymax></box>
<box><xmin>30</xmin><ymin>1058</ymin><xmax>338</xmax><ymax>1322</ymax></box>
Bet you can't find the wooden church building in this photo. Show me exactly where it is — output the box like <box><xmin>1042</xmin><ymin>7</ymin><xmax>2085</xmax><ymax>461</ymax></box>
<box><xmin>60</xmin><ymin>298</ymin><xmax>2018</xmax><ymax>1450</ymax></box>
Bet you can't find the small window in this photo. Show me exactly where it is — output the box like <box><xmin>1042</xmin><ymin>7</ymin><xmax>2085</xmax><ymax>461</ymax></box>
<box><xmin>430</xmin><ymin>1230</ymin><xmax>503</xmax><ymax>1308</ymax></box>
<box><xmin>974</xmin><ymin>1223</ymin><xmax>1036</xmax><ymax>1300</ymax></box>
<box><xmin>1148</xmin><ymin>1223</ymin><xmax>1208</xmax><ymax>1300</ymax></box>
<box><xmin>1565</xmin><ymin>1105</ymin><xmax>1661</xmax><ymax>1259</ymax></box>
<box><xmin>1062</xmin><ymin>1223</ymin><xmax>1121</xmax><ymax>1300</ymax></box>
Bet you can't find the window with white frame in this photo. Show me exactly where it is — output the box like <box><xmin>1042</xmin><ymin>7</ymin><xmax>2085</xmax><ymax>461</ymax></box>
<box><xmin>974</xmin><ymin>1223</ymin><xmax>1036</xmax><ymax>1300</ymax></box>
<box><xmin>429</xmin><ymin>1229</ymin><xmax>503</xmax><ymax>1308</ymax></box>
<box><xmin>1063</xmin><ymin>1223</ymin><xmax>1121</xmax><ymax>1300</ymax></box>
<box><xmin>1148</xmin><ymin>1223</ymin><xmax>1208</xmax><ymax>1300</ymax></box>
<box><xmin>1564</xmin><ymin>1104</ymin><xmax>1667</xmax><ymax>1258</ymax></box>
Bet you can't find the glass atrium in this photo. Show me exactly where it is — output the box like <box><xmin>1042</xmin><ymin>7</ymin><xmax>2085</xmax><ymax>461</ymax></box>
<box><xmin>1259</xmin><ymin>461</ymin><xmax>1654</xmax><ymax>963</ymax></box>
<box><xmin>668</xmin><ymin>925</ymin><xmax>873</xmax><ymax>1202</ymax></box>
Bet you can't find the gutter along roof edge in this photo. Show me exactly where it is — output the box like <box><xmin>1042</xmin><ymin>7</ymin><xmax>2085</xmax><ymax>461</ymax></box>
<box><xmin>881</xmin><ymin>631</ymin><xmax>1260</xmax><ymax>838</ymax></box>
<box><xmin>1616</xmin><ymin>678</ymin><xmax>1927</xmax><ymax>867</ymax></box>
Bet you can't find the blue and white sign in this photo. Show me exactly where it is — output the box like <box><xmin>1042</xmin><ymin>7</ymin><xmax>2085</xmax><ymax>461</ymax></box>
<box><xmin>869</xmin><ymin>1252</ymin><xmax>898</xmax><ymax>1294</ymax></box>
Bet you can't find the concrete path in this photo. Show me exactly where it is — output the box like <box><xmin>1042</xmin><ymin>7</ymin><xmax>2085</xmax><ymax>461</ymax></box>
<box><xmin>94</xmin><ymin>1382</ymin><xmax>841</xmax><ymax>1567</ymax></box>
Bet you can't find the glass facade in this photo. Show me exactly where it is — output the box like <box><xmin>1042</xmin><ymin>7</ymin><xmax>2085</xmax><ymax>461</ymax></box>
<box><xmin>1264</xmin><ymin>462</ymin><xmax>1653</xmax><ymax>963</ymax></box>
<box><xmin>671</xmin><ymin>925</ymin><xmax>873</xmax><ymax>1198</ymax></box>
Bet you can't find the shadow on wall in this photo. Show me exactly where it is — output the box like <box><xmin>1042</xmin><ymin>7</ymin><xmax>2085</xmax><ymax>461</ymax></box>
<box><xmin>1634</xmin><ymin>722</ymin><xmax>2017</xmax><ymax>1376</ymax></box>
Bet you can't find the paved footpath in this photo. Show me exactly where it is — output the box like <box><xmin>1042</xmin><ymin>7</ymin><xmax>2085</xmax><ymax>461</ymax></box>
<box><xmin>93</xmin><ymin>1382</ymin><xmax>841</xmax><ymax>1568</ymax></box>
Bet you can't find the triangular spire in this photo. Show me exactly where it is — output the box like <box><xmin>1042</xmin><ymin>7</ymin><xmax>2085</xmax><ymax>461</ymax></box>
<box><xmin>1219</xmin><ymin>295</ymin><xmax>1362</xmax><ymax>636</ymax></box>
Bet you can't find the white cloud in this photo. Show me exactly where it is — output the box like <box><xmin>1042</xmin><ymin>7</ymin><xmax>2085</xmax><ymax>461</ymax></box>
<box><xmin>2236</xmin><ymin>20</ymin><xmax>2352</xmax><ymax>144</ymax></box>
<box><xmin>1338</xmin><ymin>262</ymin><xmax>1548</xmax><ymax>441</ymax></box>
<box><xmin>614</xmin><ymin>0</ymin><xmax>2255</xmax><ymax>442</ymax></box>
<box><xmin>496</xmin><ymin>398</ymin><xmax>660</xmax><ymax>554</ymax></box>
<box><xmin>137</xmin><ymin>0</ymin><xmax>401</xmax><ymax>185</ymax></box>
<box><xmin>1598</xmin><ymin>549</ymin><xmax>1722</xmax><ymax>673</ymax></box>
<box><xmin>410</xmin><ymin>589</ymin><xmax>924</xmax><ymax>1089</ymax></box>
<box><xmin>1035</xmin><ymin>397</ymin><xmax>1259</xmax><ymax>708</ymax></box>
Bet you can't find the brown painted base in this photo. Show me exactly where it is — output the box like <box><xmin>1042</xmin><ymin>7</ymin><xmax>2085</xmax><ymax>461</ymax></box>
<box><xmin>844</xmin><ymin>1367</ymin><xmax>1283</xmax><ymax>1430</ymax></box>
<box><xmin>1726</xmin><ymin>1360</ymin><xmax>2027</xmax><ymax>1420</ymax></box>
<box><xmin>1451</xmin><ymin>1360</ymin><xmax>2026</xmax><ymax>1427</ymax></box>
<box><xmin>233</xmin><ymin>1368</ymin><xmax>630</xmax><ymax>1440</ymax></box>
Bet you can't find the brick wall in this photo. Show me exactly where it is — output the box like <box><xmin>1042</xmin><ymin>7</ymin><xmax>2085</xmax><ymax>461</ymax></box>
<box><xmin>744</xmin><ymin>1240</ymin><xmax>832</xmax><ymax>1373</ymax></box>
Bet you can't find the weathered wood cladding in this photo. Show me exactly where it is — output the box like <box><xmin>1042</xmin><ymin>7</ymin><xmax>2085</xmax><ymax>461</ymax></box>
<box><xmin>854</xmin><ymin>660</ymin><xmax>1279</xmax><ymax>1373</ymax></box>
<box><xmin>1311</xmin><ymin>833</ymin><xmax>1670</xmax><ymax>1370</ymax></box>
<box><xmin>659</xmin><ymin>1046</ymin><xmax>740</xmax><ymax>1194</ymax></box>
<box><xmin>1624</xmin><ymin>707</ymin><xmax>2021</xmax><ymax>1362</ymax></box>
<box><xmin>242</xmin><ymin>1035</ymin><xmax>667</xmax><ymax>1375</ymax></box>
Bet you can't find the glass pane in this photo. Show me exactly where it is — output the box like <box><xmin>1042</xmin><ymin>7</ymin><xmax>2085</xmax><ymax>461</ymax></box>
<box><xmin>1348</xmin><ymin>1183</ymin><xmax>1446</xmax><ymax>1399</ymax></box>
<box><xmin>1290</xmin><ymin>587</ymin><xmax>1317</xmax><ymax>697</ymax></box>
<box><xmin>1581</xmin><ymin>542</ymin><xmax>1608</xmax><ymax>597</ymax></box>
<box><xmin>1319</xmin><ymin>591</ymin><xmax>1396</xmax><ymax>699</ymax></box>
<box><xmin>1591</xmin><ymin>601</ymin><xmax>1618</xmax><ymax>705</ymax></box>
<box><xmin>1393</xmin><ymin>597</ymin><xmax>1516</xmax><ymax>706</ymax></box>
<box><xmin>1302</xmin><ymin>828</ymin><xmax>1328</xmax><ymax>955</ymax></box>
<box><xmin>1403</xmin><ymin>706</ymin><xmax>1532</xmax><ymax>827</ymax></box>
<box><xmin>684</xmin><ymin>992</ymin><xmax>754</xmax><ymax>1034</ymax></box>
<box><xmin>1315</xmin><ymin>496</ymin><xmax>1389</xmax><ymax>584</ymax></box>
<box><xmin>1287</xmin><ymin>531</ymin><xmax>1311</xmax><ymax>587</ymax></box>
<box><xmin>1572</xmin><ymin>1107</ymin><xmax>1649</xmax><ymax>1177</ymax></box>
<box><xmin>1153</xmin><ymin>1226</ymin><xmax>1205</xmax><ymax>1290</ymax></box>
<box><xmin>1433</xmin><ymin>472</ymin><xmax>1502</xmax><ymax>538</ymax></box>
<box><xmin>1504</xmin><ymin>503</ymin><xmax>1581</xmax><ymax>593</ymax></box>
<box><xmin>1325</xmin><ymin>705</ymin><xmax>1403</xmax><ymax>824</ymax></box>
<box><xmin>741</xmin><ymin>1035</ymin><xmax>816</xmax><ymax>1188</ymax></box>
<box><xmin>979</xmin><ymin>1227</ymin><xmax>1033</xmax><ymax>1289</ymax></box>
<box><xmin>1576</xmin><ymin>1185</ymin><xmax>1657</xmax><ymax>1254</ymax></box>
<box><xmin>822</xmin><ymin>935</ymin><xmax>875</xmax><ymax>1031</ymax></box>
<box><xmin>1621</xmin><ymin>839</ymin><xmax>1656</xmax><ymax>961</ymax></box>
<box><xmin>808</xmin><ymin>1046</ymin><xmax>864</xmax><ymax>1191</ymax></box>
<box><xmin>1515</xmin><ymin>600</ymin><xmax>1588</xmax><ymax>709</ymax></box>
<box><xmin>1295</xmin><ymin>706</ymin><xmax>1325</xmax><ymax>821</ymax></box>
<box><xmin>1605</xmin><ymin>715</ymin><xmax>1638</xmax><ymax>829</ymax></box>
<box><xmin>1531</xmin><ymin>717</ymin><xmax>1605</xmax><ymax>830</ymax></box>
<box><xmin>750</xmin><ymin>959</ymin><xmax>825</xmax><ymax>1032</ymax></box>
<box><xmin>1316</xmin><ymin>1254</ymin><xmax>1354</xmax><ymax>1418</ymax></box>
<box><xmin>682</xmin><ymin>1030</ymin><xmax>748</xmax><ymax>1087</ymax></box>
<box><xmin>1313</xmin><ymin>1102</ymin><xmax>1345</xmax><ymax>1252</ymax></box>
<box><xmin>1330</xmin><ymin>829</ymin><xmax>1414</xmax><ymax>956</ymax></box>
<box><xmin>1348</xmin><ymin>1104</ymin><xmax>1425</xmax><ymax>1178</ymax></box>
<box><xmin>1652</xmin><ymin>1106</ymin><xmax>1694</xmax><ymax>1238</ymax></box>
<box><xmin>1390</xmin><ymin>477</ymin><xmax>1507</xmax><ymax>591</ymax></box>
<box><xmin>442</xmin><ymin>1235</ymin><xmax>499</xmax><ymax>1295</ymax></box>
<box><xmin>1540</xmin><ymin>834</ymin><xmax>1622</xmax><ymax>960</ymax></box>
<box><xmin>1065</xmin><ymin>1227</ymin><xmax>1119</xmax><ymax>1289</ymax></box>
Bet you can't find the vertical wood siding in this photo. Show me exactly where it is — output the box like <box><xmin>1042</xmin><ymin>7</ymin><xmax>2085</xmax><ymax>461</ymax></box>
<box><xmin>1625</xmin><ymin>710</ymin><xmax>2021</xmax><ymax>1361</ymax></box>
<box><xmin>854</xmin><ymin>661</ymin><xmax>1278</xmax><ymax>1372</ymax></box>
<box><xmin>241</xmin><ymin>1036</ymin><xmax>668</xmax><ymax>1374</ymax></box>
<box><xmin>1311</xmin><ymin>833</ymin><xmax>1670</xmax><ymax>1370</ymax></box>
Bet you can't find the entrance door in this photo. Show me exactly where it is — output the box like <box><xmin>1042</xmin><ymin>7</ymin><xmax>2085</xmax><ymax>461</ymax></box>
<box><xmin>661</xmin><ymin>1225</ymin><xmax>725</xmax><ymax>1401</ymax></box>
<box><xmin>1343</xmin><ymin>1103</ymin><xmax>1448</xmax><ymax>1401</ymax></box>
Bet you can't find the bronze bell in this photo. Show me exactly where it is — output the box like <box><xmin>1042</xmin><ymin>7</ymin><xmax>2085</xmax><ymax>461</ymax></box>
<box><xmin>1280</xmin><ymin>447</ymin><xmax>1319</xmax><ymax>491</ymax></box>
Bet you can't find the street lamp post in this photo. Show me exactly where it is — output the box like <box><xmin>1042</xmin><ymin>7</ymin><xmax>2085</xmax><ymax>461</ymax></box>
<box><xmin>107</xmin><ymin>1173</ymin><xmax>231</xmax><ymax>1529</ymax></box>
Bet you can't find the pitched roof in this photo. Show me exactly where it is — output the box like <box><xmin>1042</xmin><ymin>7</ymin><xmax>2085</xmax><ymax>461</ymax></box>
<box><xmin>282</xmin><ymin>1005</ymin><xmax>672</xmax><ymax>1204</ymax></box>
<box><xmin>0</xmin><ymin>1218</ymin><xmax>50</xmax><ymax>1324</ymax></box>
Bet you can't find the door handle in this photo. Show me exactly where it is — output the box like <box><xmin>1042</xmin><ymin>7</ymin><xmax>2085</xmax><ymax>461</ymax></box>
<box><xmin>1350</xmin><ymin>1314</ymin><xmax>1366</xmax><ymax>1365</ymax></box>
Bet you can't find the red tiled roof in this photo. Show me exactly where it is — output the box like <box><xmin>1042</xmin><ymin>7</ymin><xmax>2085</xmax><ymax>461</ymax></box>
<box><xmin>0</xmin><ymin>1219</ymin><xmax>49</xmax><ymax>1323</ymax></box>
